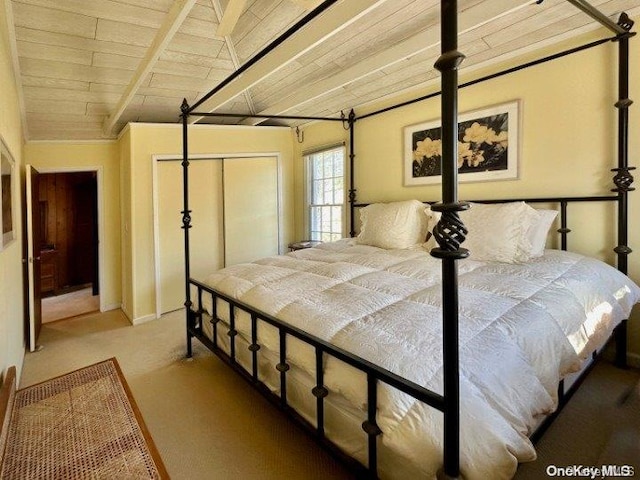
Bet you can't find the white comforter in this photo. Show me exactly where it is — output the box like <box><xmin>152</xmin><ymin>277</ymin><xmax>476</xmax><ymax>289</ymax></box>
<box><xmin>199</xmin><ymin>241</ymin><xmax>640</xmax><ymax>479</ymax></box>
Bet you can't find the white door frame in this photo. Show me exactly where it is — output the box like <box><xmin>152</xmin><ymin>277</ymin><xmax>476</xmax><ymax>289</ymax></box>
<box><xmin>34</xmin><ymin>166</ymin><xmax>106</xmax><ymax>313</ymax></box>
<box><xmin>152</xmin><ymin>152</ymin><xmax>283</xmax><ymax>319</ymax></box>
<box><xmin>25</xmin><ymin>165</ymin><xmax>39</xmax><ymax>352</ymax></box>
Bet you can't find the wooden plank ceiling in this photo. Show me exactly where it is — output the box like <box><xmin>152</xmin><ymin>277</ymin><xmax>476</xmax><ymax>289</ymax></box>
<box><xmin>5</xmin><ymin>0</ymin><xmax>639</xmax><ymax>141</ymax></box>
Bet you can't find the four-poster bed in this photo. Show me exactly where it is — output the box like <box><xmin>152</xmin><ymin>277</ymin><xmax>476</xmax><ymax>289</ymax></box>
<box><xmin>178</xmin><ymin>1</ymin><xmax>638</xmax><ymax>478</ymax></box>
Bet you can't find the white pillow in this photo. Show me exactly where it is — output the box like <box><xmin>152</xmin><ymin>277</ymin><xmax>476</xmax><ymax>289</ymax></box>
<box><xmin>423</xmin><ymin>205</ymin><xmax>442</xmax><ymax>251</ymax></box>
<box><xmin>458</xmin><ymin>202</ymin><xmax>540</xmax><ymax>263</ymax></box>
<box><xmin>527</xmin><ymin>209</ymin><xmax>558</xmax><ymax>258</ymax></box>
<box><xmin>357</xmin><ymin>200</ymin><xmax>429</xmax><ymax>249</ymax></box>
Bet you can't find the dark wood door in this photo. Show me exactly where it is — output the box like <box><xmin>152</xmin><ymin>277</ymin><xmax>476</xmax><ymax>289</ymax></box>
<box><xmin>26</xmin><ymin>165</ymin><xmax>42</xmax><ymax>351</ymax></box>
<box><xmin>38</xmin><ymin>172</ymin><xmax>99</xmax><ymax>295</ymax></box>
<box><xmin>70</xmin><ymin>175</ymin><xmax>97</xmax><ymax>288</ymax></box>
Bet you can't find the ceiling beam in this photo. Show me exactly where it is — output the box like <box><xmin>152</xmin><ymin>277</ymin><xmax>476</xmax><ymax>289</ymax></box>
<box><xmin>216</xmin><ymin>0</ymin><xmax>248</xmax><ymax>37</ymax></box>
<box><xmin>565</xmin><ymin>0</ymin><xmax>626</xmax><ymax>34</ymax></box>
<box><xmin>189</xmin><ymin>0</ymin><xmax>391</xmax><ymax>123</ymax></box>
<box><xmin>211</xmin><ymin>0</ymin><xmax>255</xmax><ymax>114</ymax></box>
<box><xmin>243</xmin><ymin>0</ymin><xmax>537</xmax><ymax>125</ymax></box>
<box><xmin>102</xmin><ymin>0</ymin><xmax>197</xmax><ymax>137</ymax></box>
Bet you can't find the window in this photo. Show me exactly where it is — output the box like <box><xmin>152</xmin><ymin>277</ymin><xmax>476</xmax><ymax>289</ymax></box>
<box><xmin>304</xmin><ymin>145</ymin><xmax>345</xmax><ymax>242</ymax></box>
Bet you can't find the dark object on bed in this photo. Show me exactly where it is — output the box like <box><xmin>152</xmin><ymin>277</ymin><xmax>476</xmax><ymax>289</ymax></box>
<box><xmin>178</xmin><ymin>2</ymin><xmax>636</xmax><ymax>479</ymax></box>
<box><xmin>288</xmin><ymin>240</ymin><xmax>323</xmax><ymax>251</ymax></box>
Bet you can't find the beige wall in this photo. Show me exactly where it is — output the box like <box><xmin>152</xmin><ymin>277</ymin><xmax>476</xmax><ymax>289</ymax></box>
<box><xmin>0</xmin><ymin>0</ymin><xmax>25</xmax><ymax>379</ymax></box>
<box><xmin>23</xmin><ymin>142</ymin><xmax>122</xmax><ymax>313</ymax></box>
<box><xmin>294</xmin><ymin>30</ymin><xmax>640</xmax><ymax>361</ymax></box>
<box><xmin>121</xmin><ymin>123</ymin><xmax>294</xmax><ymax>323</ymax></box>
<box><xmin>119</xmin><ymin>129</ymin><xmax>133</xmax><ymax>320</ymax></box>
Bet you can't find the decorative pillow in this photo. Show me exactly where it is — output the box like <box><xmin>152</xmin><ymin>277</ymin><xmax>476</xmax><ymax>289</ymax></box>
<box><xmin>458</xmin><ymin>202</ymin><xmax>540</xmax><ymax>263</ymax></box>
<box><xmin>423</xmin><ymin>205</ymin><xmax>442</xmax><ymax>251</ymax></box>
<box><xmin>357</xmin><ymin>200</ymin><xmax>429</xmax><ymax>249</ymax></box>
<box><xmin>527</xmin><ymin>209</ymin><xmax>558</xmax><ymax>258</ymax></box>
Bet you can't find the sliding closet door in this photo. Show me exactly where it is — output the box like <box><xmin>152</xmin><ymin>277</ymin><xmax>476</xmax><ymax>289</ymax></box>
<box><xmin>223</xmin><ymin>157</ymin><xmax>279</xmax><ymax>266</ymax></box>
<box><xmin>157</xmin><ymin>160</ymin><xmax>224</xmax><ymax>314</ymax></box>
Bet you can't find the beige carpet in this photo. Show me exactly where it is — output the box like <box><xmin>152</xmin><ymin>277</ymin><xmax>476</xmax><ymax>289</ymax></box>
<box><xmin>20</xmin><ymin>309</ymin><xmax>640</xmax><ymax>479</ymax></box>
<box><xmin>20</xmin><ymin>310</ymin><xmax>354</xmax><ymax>480</ymax></box>
<box><xmin>515</xmin><ymin>361</ymin><xmax>640</xmax><ymax>479</ymax></box>
<box><xmin>42</xmin><ymin>287</ymin><xmax>100</xmax><ymax>323</ymax></box>
<box><xmin>2</xmin><ymin>358</ymin><xmax>168</xmax><ymax>480</ymax></box>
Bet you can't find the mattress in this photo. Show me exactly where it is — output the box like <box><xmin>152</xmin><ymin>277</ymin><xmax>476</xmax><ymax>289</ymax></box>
<box><xmin>193</xmin><ymin>240</ymin><xmax>640</xmax><ymax>479</ymax></box>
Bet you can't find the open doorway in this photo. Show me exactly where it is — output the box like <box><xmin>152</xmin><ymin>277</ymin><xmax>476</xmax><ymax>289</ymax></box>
<box><xmin>38</xmin><ymin>171</ymin><xmax>99</xmax><ymax>323</ymax></box>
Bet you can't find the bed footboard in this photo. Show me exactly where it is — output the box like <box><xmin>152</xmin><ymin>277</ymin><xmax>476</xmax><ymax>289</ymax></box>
<box><xmin>186</xmin><ymin>272</ymin><xmax>632</xmax><ymax>478</ymax></box>
<box><xmin>187</xmin><ymin>278</ymin><xmax>449</xmax><ymax>478</ymax></box>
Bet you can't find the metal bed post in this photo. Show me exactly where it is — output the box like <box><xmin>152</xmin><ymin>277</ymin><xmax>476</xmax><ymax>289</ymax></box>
<box><xmin>559</xmin><ymin>201</ymin><xmax>570</xmax><ymax>251</ymax></box>
<box><xmin>181</xmin><ymin>99</ymin><xmax>194</xmax><ymax>358</ymax></box>
<box><xmin>431</xmin><ymin>1</ymin><xmax>467</xmax><ymax>478</ymax></box>
<box><xmin>612</xmin><ymin>13</ymin><xmax>635</xmax><ymax>367</ymax></box>
<box><xmin>348</xmin><ymin>109</ymin><xmax>357</xmax><ymax>238</ymax></box>
<box><xmin>612</xmin><ymin>14</ymin><xmax>635</xmax><ymax>275</ymax></box>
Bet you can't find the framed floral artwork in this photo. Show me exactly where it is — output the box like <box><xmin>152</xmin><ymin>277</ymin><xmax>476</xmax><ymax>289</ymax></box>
<box><xmin>403</xmin><ymin>100</ymin><xmax>520</xmax><ymax>186</ymax></box>
<box><xmin>1</xmin><ymin>138</ymin><xmax>15</xmax><ymax>249</ymax></box>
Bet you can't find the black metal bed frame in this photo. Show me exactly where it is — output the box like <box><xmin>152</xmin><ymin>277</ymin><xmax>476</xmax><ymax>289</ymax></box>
<box><xmin>179</xmin><ymin>2</ymin><xmax>636</xmax><ymax>478</ymax></box>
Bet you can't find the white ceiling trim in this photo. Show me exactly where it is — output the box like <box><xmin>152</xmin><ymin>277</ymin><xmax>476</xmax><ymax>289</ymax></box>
<box><xmin>127</xmin><ymin>122</ymin><xmax>289</xmax><ymax>131</ymax></box>
<box><xmin>243</xmin><ymin>0</ymin><xmax>537</xmax><ymax>125</ymax></box>
<box><xmin>26</xmin><ymin>139</ymin><xmax>117</xmax><ymax>145</ymax></box>
<box><xmin>189</xmin><ymin>0</ymin><xmax>392</xmax><ymax>123</ymax></box>
<box><xmin>3</xmin><ymin>0</ymin><xmax>29</xmax><ymax>142</ymax></box>
<box><xmin>102</xmin><ymin>0</ymin><xmax>198</xmax><ymax>137</ymax></box>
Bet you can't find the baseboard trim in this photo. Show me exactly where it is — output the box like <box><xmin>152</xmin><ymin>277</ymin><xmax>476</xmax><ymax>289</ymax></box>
<box><xmin>101</xmin><ymin>303</ymin><xmax>121</xmax><ymax>313</ymax></box>
<box><xmin>119</xmin><ymin>305</ymin><xmax>133</xmax><ymax>324</ymax></box>
<box><xmin>627</xmin><ymin>352</ymin><xmax>640</xmax><ymax>369</ymax></box>
<box><xmin>132</xmin><ymin>314</ymin><xmax>157</xmax><ymax>326</ymax></box>
<box><xmin>601</xmin><ymin>343</ymin><xmax>640</xmax><ymax>369</ymax></box>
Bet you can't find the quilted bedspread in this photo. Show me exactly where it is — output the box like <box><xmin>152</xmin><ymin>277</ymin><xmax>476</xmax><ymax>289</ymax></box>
<box><xmin>199</xmin><ymin>240</ymin><xmax>640</xmax><ymax>479</ymax></box>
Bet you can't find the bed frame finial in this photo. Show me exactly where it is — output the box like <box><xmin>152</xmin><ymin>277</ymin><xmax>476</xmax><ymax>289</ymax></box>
<box><xmin>618</xmin><ymin>12</ymin><xmax>634</xmax><ymax>32</ymax></box>
<box><xmin>430</xmin><ymin>207</ymin><xmax>470</xmax><ymax>259</ymax></box>
<box><xmin>181</xmin><ymin>98</ymin><xmax>190</xmax><ymax>115</ymax></box>
<box><xmin>612</xmin><ymin>167</ymin><xmax>635</xmax><ymax>193</ymax></box>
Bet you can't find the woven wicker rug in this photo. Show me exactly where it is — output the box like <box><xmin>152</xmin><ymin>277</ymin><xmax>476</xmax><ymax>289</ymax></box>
<box><xmin>1</xmin><ymin>358</ymin><xmax>169</xmax><ymax>479</ymax></box>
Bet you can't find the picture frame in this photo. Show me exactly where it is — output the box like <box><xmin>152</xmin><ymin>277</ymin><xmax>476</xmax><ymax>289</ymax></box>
<box><xmin>1</xmin><ymin>138</ymin><xmax>16</xmax><ymax>249</ymax></box>
<box><xmin>404</xmin><ymin>100</ymin><xmax>520</xmax><ymax>186</ymax></box>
